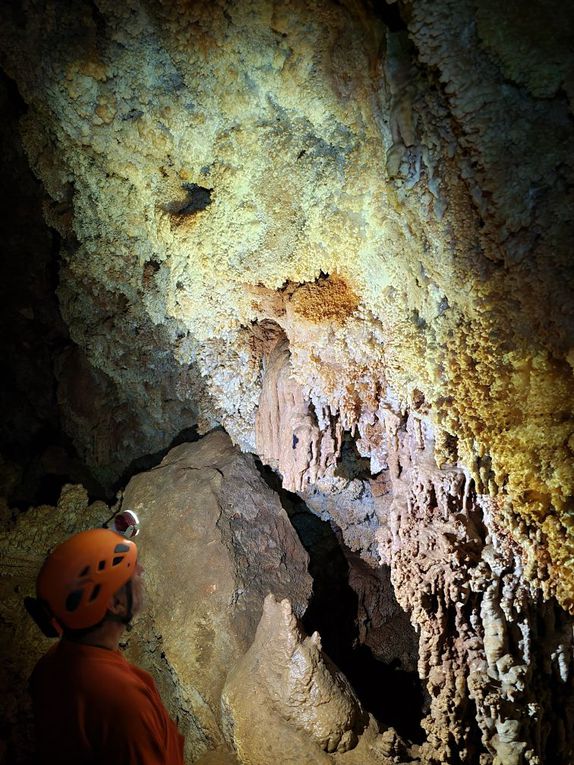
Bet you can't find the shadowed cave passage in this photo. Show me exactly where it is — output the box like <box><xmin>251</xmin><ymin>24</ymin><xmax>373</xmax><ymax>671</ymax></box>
<box><xmin>0</xmin><ymin>71</ymin><xmax>106</xmax><ymax>509</ymax></box>
<box><xmin>256</xmin><ymin>460</ymin><xmax>426</xmax><ymax>744</ymax></box>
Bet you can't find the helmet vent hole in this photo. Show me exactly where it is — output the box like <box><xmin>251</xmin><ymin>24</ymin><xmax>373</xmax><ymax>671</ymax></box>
<box><xmin>114</xmin><ymin>543</ymin><xmax>130</xmax><ymax>553</ymax></box>
<box><xmin>89</xmin><ymin>584</ymin><xmax>101</xmax><ymax>602</ymax></box>
<box><xmin>112</xmin><ymin>556</ymin><xmax>124</xmax><ymax>566</ymax></box>
<box><xmin>98</xmin><ymin>560</ymin><xmax>106</xmax><ymax>571</ymax></box>
<box><xmin>65</xmin><ymin>590</ymin><xmax>83</xmax><ymax>612</ymax></box>
<box><xmin>79</xmin><ymin>566</ymin><xmax>90</xmax><ymax>577</ymax></box>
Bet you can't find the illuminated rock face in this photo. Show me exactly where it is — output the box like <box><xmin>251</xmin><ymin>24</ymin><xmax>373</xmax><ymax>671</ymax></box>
<box><xmin>1</xmin><ymin>0</ymin><xmax>572</xmax><ymax>601</ymax></box>
<box><xmin>4</xmin><ymin>444</ymin><xmax>570</xmax><ymax>765</ymax></box>
<box><xmin>121</xmin><ymin>430</ymin><xmax>313</xmax><ymax>760</ymax></box>
<box><xmin>1</xmin><ymin>0</ymin><xmax>574</xmax><ymax>763</ymax></box>
<box><xmin>222</xmin><ymin>594</ymin><xmax>369</xmax><ymax>764</ymax></box>
<box><xmin>370</xmin><ymin>405</ymin><xmax>574</xmax><ymax>765</ymax></box>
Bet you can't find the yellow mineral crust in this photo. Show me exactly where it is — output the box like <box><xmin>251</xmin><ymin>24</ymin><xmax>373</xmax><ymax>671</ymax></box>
<box><xmin>287</xmin><ymin>275</ymin><xmax>360</xmax><ymax>323</ymax></box>
<box><xmin>0</xmin><ymin>1</ymin><xmax>572</xmax><ymax>609</ymax></box>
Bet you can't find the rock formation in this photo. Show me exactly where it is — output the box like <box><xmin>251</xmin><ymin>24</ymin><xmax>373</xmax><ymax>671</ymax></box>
<box><xmin>0</xmin><ymin>433</ymin><xmax>312</xmax><ymax>763</ymax></box>
<box><xmin>372</xmin><ymin>406</ymin><xmax>574</xmax><ymax>765</ymax></box>
<box><xmin>222</xmin><ymin>594</ymin><xmax>367</xmax><ymax>764</ymax></box>
<box><xmin>1</xmin><ymin>0</ymin><xmax>573</xmax><ymax>763</ymax></box>
<box><xmin>223</xmin><ymin>593</ymin><xmax>418</xmax><ymax>765</ymax></box>
<box><xmin>121</xmin><ymin>429</ymin><xmax>312</xmax><ymax>759</ymax></box>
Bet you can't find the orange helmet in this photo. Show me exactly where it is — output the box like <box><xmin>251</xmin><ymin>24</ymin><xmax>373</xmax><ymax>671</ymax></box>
<box><xmin>35</xmin><ymin>529</ymin><xmax>138</xmax><ymax>631</ymax></box>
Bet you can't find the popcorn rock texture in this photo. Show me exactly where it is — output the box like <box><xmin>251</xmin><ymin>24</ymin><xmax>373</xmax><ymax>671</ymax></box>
<box><xmin>1</xmin><ymin>0</ymin><xmax>573</xmax><ymax>604</ymax></box>
<box><xmin>372</xmin><ymin>405</ymin><xmax>574</xmax><ymax>765</ymax></box>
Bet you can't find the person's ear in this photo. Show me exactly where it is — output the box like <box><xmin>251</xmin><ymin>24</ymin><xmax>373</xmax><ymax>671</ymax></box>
<box><xmin>107</xmin><ymin>590</ymin><xmax>126</xmax><ymax>616</ymax></box>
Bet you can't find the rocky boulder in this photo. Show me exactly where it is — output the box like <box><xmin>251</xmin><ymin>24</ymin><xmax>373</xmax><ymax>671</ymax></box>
<box><xmin>122</xmin><ymin>429</ymin><xmax>313</xmax><ymax>761</ymax></box>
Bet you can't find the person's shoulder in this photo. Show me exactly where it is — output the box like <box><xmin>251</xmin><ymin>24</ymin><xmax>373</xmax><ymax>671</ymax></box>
<box><xmin>43</xmin><ymin>643</ymin><xmax>148</xmax><ymax>696</ymax></box>
<box><xmin>84</xmin><ymin>653</ymin><xmax>161</xmax><ymax>709</ymax></box>
<box><xmin>82</xmin><ymin>651</ymin><xmax>150</xmax><ymax>692</ymax></box>
<box><xmin>29</xmin><ymin>643</ymin><xmax>59</xmax><ymax>688</ymax></box>
<box><xmin>90</xmin><ymin>661</ymin><xmax>168</xmax><ymax>738</ymax></box>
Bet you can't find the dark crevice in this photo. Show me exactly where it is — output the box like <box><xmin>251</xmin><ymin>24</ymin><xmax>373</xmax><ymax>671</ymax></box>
<box><xmin>367</xmin><ymin>0</ymin><xmax>408</xmax><ymax>32</ymax></box>
<box><xmin>5</xmin><ymin>426</ymin><xmax>106</xmax><ymax>510</ymax></box>
<box><xmin>165</xmin><ymin>183</ymin><xmax>213</xmax><ymax>217</ymax></box>
<box><xmin>0</xmin><ymin>69</ymin><xmax>28</xmax><ymax>116</ymax></box>
<box><xmin>88</xmin><ymin>0</ymin><xmax>107</xmax><ymax>39</ymax></box>
<box><xmin>0</xmin><ymin>69</ymin><xmax>103</xmax><ymax>512</ymax></box>
<box><xmin>254</xmin><ymin>458</ymin><xmax>425</xmax><ymax>743</ymax></box>
<box><xmin>335</xmin><ymin>429</ymin><xmax>373</xmax><ymax>482</ymax></box>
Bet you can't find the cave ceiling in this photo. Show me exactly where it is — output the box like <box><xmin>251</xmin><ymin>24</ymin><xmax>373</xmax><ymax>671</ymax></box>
<box><xmin>0</xmin><ymin>0</ymin><xmax>573</xmax><ymax>612</ymax></box>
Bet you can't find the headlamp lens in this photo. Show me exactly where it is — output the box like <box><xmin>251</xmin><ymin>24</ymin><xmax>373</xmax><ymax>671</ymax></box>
<box><xmin>113</xmin><ymin>510</ymin><xmax>140</xmax><ymax>538</ymax></box>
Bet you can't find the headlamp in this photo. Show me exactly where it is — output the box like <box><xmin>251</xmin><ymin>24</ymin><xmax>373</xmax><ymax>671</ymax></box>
<box><xmin>112</xmin><ymin>510</ymin><xmax>140</xmax><ymax>538</ymax></box>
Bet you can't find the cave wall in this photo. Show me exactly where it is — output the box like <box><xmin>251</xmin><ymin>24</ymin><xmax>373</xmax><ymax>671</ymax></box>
<box><xmin>0</xmin><ymin>72</ymin><xmax>75</xmax><ymax>508</ymax></box>
<box><xmin>0</xmin><ymin>434</ymin><xmax>425</xmax><ymax>765</ymax></box>
<box><xmin>1</xmin><ymin>1</ymin><xmax>574</xmax><ymax>764</ymax></box>
<box><xmin>1</xmin><ymin>0</ymin><xmax>572</xmax><ymax>606</ymax></box>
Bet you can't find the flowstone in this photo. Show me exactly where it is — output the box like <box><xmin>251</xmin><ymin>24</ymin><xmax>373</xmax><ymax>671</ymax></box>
<box><xmin>222</xmin><ymin>594</ymin><xmax>411</xmax><ymax>765</ymax></box>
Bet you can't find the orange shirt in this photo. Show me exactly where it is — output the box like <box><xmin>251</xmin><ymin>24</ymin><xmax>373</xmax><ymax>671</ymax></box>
<box><xmin>30</xmin><ymin>640</ymin><xmax>185</xmax><ymax>765</ymax></box>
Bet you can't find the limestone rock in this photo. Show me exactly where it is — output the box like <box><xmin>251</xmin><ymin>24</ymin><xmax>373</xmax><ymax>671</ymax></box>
<box><xmin>121</xmin><ymin>429</ymin><xmax>313</xmax><ymax>760</ymax></box>
<box><xmin>1</xmin><ymin>1</ymin><xmax>574</xmax><ymax>762</ymax></box>
<box><xmin>372</xmin><ymin>406</ymin><xmax>574</xmax><ymax>765</ymax></box>
<box><xmin>222</xmin><ymin>593</ymin><xmax>404</xmax><ymax>765</ymax></box>
<box><xmin>256</xmin><ymin>336</ymin><xmax>342</xmax><ymax>492</ymax></box>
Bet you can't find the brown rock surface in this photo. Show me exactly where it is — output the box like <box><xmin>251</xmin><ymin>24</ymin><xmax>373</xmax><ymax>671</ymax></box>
<box><xmin>372</xmin><ymin>407</ymin><xmax>574</xmax><ymax>765</ymax></box>
<box><xmin>0</xmin><ymin>432</ymin><xmax>313</xmax><ymax>763</ymax></box>
<box><xmin>259</xmin><ymin>355</ymin><xmax>574</xmax><ymax>763</ymax></box>
<box><xmin>222</xmin><ymin>593</ymin><xmax>407</xmax><ymax>765</ymax></box>
<box><xmin>121</xmin><ymin>429</ymin><xmax>313</xmax><ymax>760</ymax></box>
<box><xmin>256</xmin><ymin>336</ymin><xmax>342</xmax><ymax>492</ymax></box>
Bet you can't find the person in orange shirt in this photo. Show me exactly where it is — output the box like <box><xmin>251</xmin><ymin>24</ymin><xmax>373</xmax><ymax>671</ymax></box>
<box><xmin>25</xmin><ymin>528</ymin><xmax>185</xmax><ymax>765</ymax></box>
